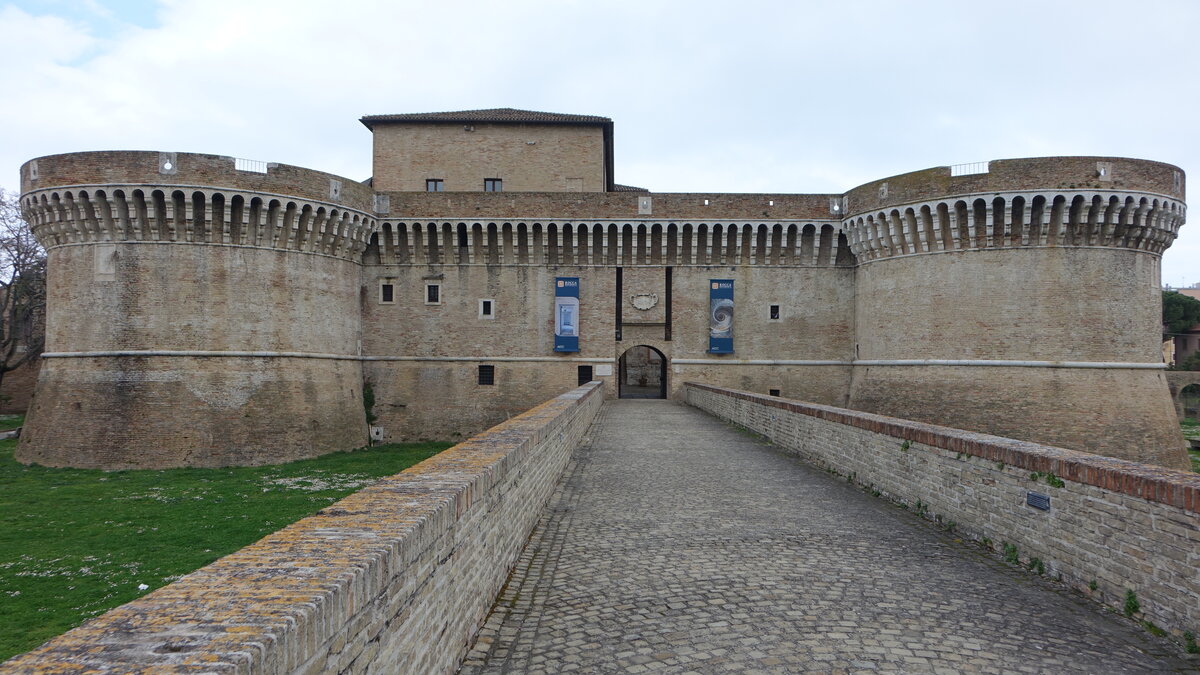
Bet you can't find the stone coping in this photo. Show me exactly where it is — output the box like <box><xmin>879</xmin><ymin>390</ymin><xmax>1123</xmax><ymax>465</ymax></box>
<box><xmin>685</xmin><ymin>382</ymin><xmax>1200</xmax><ymax>513</ymax></box>
<box><xmin>0</xmin><ymin>381</ymin><xmax>603</xmax><ymax>673</ymax></box>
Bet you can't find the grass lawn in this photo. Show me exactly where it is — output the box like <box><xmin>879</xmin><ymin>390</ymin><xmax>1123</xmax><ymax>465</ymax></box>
<box><xmin>0</xmin><ymin>438</ymin><xmax>451</xmax><ymax>662</ymax></box>
<box><xmin>1182</xmin><ymin>418</ymin><xmax>1200</xmax><ymax>473</ymax></box>
<box><xmin>0</xmin><ymin>415</ymin><xmax>23</xmax><ymax>431</ymax></box>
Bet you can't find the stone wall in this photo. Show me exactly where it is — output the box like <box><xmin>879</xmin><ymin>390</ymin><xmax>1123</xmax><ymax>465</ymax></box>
<box><xmin>16</xmin><ymin>152</ymin><xmax>376</xmax><ymax>468</ymax></box>
<box><xmin>685</xmin><ymin>382</ymin><xmax>1200</xmax><ymax>638</ymax></box>
<box><xmin>0</xmin><ymin>381</ymin><xmax>603</xmax><ymax>674</ymax></box>
<box><xmin>18</xmin><ymin>241</ymin><xmax>368</xmax><ymax>469</ymax></box>
<box><xmin>20</xmin><ymin>151</ymin><xmax>375</xmax><ymax>212</ymax></box>
<box><xmin>1167</xmin><ymin>371</ymin><xmax>1200</xmax><ymax>420</ymax></box>
<box><xmin>361</xmin><ymin>262</ymin><xmax>855</xmax><ymax>442</ymax></box>
<box><xmin>370</xmin><ymin>122</ymin><xmax>607</xmax><ymax>193</ymax></box>
<box><xmin>843</xmin><ymin>156</ymin><xmax>1184</xmax><ymax>216</ymax></box>
<box><xmin>850</xmin><ymin>246</ymin><xmax>1188</xmax><ymax>470</ymax></box>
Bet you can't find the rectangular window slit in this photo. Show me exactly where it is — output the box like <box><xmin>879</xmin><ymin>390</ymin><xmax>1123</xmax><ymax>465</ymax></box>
<box><xmin>769</xmin><ymin>389</ymin><xmax>781</xmax><ymax>397</ymax></box>
<box><xmin>769</xmin><ymin>304</ymin><xmax>780</xmax><ymax>320</ymax></box>
<box><xmin>478</xmin><ymin>364</ymin><xmax>495</xmax><ymax>385</ymax></box>
<box><xmin>577</xmin><ymin>365</ymin><xmax>593</xmax><ymax>386</ymax></box>
<box><xmin>380</xmin><ymin>283</ymin><xmax>394</xmax><ymax>303</ymax></box>
<box><xmin>425</xmin><ymin>283</ymin><xmax>440</xmax><ymax>304</ymax></box>
<box><xmin>426</xmin><ymin>179</ymin><xmax>444</xmax><ymax>192</ymax></box>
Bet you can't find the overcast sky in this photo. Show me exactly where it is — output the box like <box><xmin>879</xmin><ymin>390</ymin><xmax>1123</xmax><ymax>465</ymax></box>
<box><xmin>1</xmin><ymin>0</ymin><xmax>1196</xmax><ymax>285</ymax></box>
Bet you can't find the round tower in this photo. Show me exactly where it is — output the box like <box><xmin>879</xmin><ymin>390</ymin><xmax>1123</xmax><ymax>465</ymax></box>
<box><xmin>843</xmin><ymin>157</ymin><xmax>1189</xmax><ymax>470</ymax></box>
<box><xmin>17</xmin><ymin>152</ymin><xmax>373</xmax><ymax>468</ymax></box>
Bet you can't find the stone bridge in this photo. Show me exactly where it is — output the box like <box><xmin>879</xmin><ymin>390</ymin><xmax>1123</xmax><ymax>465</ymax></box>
<box><xmin>1167</xmin><ymin>370</ymin><xmax>1200</xmax><ymax>419</ymax></box>
<box><xmin>3</xmin><ymin>383</ymin><xmax>1198</xmax><ymax>673</ymax></box>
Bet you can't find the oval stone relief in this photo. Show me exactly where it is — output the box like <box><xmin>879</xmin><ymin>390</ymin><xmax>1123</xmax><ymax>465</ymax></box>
<box><xmin>630</xmin><ymin>293</ymin><xmax>658</xmax><ymax>311</ymax></box>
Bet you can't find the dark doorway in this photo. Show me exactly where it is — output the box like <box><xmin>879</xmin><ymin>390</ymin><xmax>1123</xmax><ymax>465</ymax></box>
<box><xmin>619</xmin><ymin>345</ymin><xmax>667</xmax><ymax>399</ymax></box>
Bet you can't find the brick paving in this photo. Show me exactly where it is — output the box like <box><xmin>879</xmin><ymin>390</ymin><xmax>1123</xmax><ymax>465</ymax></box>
<box><xmin>459</xmin><ymin>400</ymin><xmax>1195</xmax><ymax>674</ymax></box>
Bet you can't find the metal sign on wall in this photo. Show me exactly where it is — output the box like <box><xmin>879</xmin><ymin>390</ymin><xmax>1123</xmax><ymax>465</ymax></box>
<box><xmin>554</xmin><ymin>277</ymin><xmax>580</xmax><ymax>352</ymax></box>
<box><xmin>709</xmin><ymin>279</ymin><xmax>734</xmax><ymax>354</ymax></box>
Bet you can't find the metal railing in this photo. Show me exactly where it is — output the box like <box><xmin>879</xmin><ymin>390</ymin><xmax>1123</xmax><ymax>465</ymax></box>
<box><xmin>949</xmin><ymin>161</ymin><xmax>989</xmax><ymax>177</ymax></box>
<box><xmin>234</xmin><ymin>157</ymin><xmax>268</xmax><ymax>174</ymax></box>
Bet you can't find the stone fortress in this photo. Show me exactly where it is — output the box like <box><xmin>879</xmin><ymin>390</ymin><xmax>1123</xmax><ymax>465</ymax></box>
<box><xmin>13</xmin><ymin>108</ymin><xmax>1190</xmax><ymax>470</ymax></box>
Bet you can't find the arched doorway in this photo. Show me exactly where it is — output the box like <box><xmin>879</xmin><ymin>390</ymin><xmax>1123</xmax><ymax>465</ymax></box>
<box><xmin>618</xmin><ymin>345</ymin><xmax>667</xmax><ymax>399</ymax></box>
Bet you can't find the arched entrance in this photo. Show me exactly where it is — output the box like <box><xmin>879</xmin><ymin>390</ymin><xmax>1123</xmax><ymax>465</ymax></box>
<box><xmin>1183</xmin><ymin>383</ymin><xmax>1200</xmax><ymax>421</ymax></box>
<box><xmin>618</xmin><ymin>345</ymin><xmax>667</xmax><ymax>399</ymax></box>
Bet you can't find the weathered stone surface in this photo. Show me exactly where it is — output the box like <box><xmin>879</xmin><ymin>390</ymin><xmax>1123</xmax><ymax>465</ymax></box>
<box><xmin>687</xmin><ymin>384</ymin><xmax>1200</xmax><ymax>639</ymax></box>
<box><xmin>0</xmin><ymin>382</ymin><xmax>602</xmax><ymax>673</ymax></box>
<box><xmin>463</xmin><ymin>399</ymin><xmax>1195</xmax><ymax>673</ymax></box>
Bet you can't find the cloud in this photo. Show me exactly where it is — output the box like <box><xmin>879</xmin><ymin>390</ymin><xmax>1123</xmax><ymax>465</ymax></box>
<box><xmin>0</xmin><ymin>0</ymin><xmax>1196</xmax><ymax>282</ymax></box>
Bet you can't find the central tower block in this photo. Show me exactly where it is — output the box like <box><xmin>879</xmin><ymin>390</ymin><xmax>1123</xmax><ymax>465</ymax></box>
<box><xmin>16</xmin><ymin>152</ymin><xmax>374</xmax><ymax>468</ymax></box>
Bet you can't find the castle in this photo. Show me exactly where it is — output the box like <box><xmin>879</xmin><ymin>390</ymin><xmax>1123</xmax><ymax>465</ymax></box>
<box><xmin>13</xmin><ymin>109</ymin><xmax>1190</xmax><ymax>470</ymax></box>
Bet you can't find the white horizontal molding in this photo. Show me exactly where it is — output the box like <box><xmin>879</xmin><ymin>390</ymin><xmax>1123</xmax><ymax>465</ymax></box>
<box><xmin>41</xmin><ymin>352</ymin><xmax>1164</xmax><ymax>369</ymax></box>
<box><xmin>853</xmin><ymin>359</ymin><xmax>1165</xmax><ymax>369</ymax></box>
<box><xmin>42</xmin><ymin>351</ymin><xmax>615</xmax><ymax>364</ymax></box>
<box><xmin>672</xmin><ymin>359</ymin><xmax>851</xmax><ymax>366</ymax></box>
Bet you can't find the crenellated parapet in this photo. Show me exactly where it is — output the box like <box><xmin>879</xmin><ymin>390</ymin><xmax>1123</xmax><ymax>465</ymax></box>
<box><xmin>20</xmin><ymin>152</ymin><xmax>377</xmax><ymax>261</ymax></box>
<box><xmin>841</xmin><ymin>157</ymin><xmax>1185</xmax><ymax>263</ymax></box>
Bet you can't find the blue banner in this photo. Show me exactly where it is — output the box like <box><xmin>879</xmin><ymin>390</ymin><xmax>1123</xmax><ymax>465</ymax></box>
<box><xmin>708</xmin><ymin>279</ymin><xmax>734</xmax><ymax>354</ymax></box>
<box><xmin>554</xmin><ymin>277</ymin><xmax>580</xmax><ymax>353</ymax></box>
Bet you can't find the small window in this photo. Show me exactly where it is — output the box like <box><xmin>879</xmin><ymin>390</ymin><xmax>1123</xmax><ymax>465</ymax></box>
<box><xmin>426</xmin><ymin>179</ymin><xmax>444</xmax><ymax>192</ymax></box>
<box><xmin>578</xmin><ymin>365</ymin><xmax>593</xmax><ymax>386</ymax></box>
<box><xmin>478</xmin><ymin>364</ymin><xmax>495</xmax><ymax>385</ymax></box>
<box><xmin>425</xmin><ymin>283</ymin><xmax>441</xmax><ymax>305</ymax></box>
<box><xmin>484</xmin><ymin>178</ymin><xmax>502</xmax><ymax>192</ymax></box>
<box><xmin>769</xmin><ymin>389</ymin><xmax>781</xmax><ymax>397</ymax></box>
<box><xmin>380</xmin><ymin>282</ymin><xmax>394</xmax><ymax>304</ymax></box>
<box><xmin>479</xmin><ymin>299</ymin><xmax>494</xmax><ymax>319</ymax></box>
<box><xmin>769</xmin><ymin>305</ymin><xmax>780</xmax><ymax>320</ymax></box>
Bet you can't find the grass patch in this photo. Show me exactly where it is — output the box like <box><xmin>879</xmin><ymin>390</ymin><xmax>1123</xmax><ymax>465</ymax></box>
<box><xmin>0</xmin><ymin>414</ymin><xmax>24</xmax><ymax>431</ymax></box>
<box><xmin>0</xmin><ymin>438</ymin><xmax>450</xmax><ymax>661</ymax></box>
<box><xmin>1182</xmin><ymin>419</ymin><xmax>1200</xmax><ymax>473</ymax></box>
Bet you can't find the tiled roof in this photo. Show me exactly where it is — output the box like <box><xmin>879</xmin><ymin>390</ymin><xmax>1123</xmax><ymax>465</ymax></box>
<box><xmin>612</xmin><ymin>184</ymin><xmax>649</xmax><ymax>192</ymax></box>
<box><xmin>360</xmin><ymin>108</ymin><xmax>612</xmax><ymax>127</ymax></box>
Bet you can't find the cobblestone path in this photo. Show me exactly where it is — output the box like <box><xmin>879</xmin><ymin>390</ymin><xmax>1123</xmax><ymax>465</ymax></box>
<box><xmin>460</xmin><ymin>400</ymin><xmax>1194</xmax><ymax>674</ymax></box>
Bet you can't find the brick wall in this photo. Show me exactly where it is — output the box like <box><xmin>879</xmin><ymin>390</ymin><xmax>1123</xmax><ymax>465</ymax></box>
<box><xmin>850</xmin><ymin>246</ymin><xmax>1188</xmax><ymax>469</ymax></box>
<box><xmin>371</xmin><ymin>123</ymin><xmax>607</xmax><ymax>193</ymax></box>
<box><xmin>382</xmin><ymin>190</ymin><xmax>839</xmax><ymax>220</ymax></box>
<box><xmin>0</xmin><ymin>381</ymin><xmax>603</xmax><ymax>673</ymax></box>
<box><xmin>844</xmin><ymin>156</ymin><xmax>1184</xmax><ymax>216</ymax></box>
<box><xmin>686</xmin><ymin>382</ymin><xmax>1200</xmax><ymax>638</ymax></box>
<box><xmin>17</xmin><ymin>242</ymin><xmax>368</xmax><ymax>469</ymax></box>
<box><xmin>21</xmin><ymin>151</ymin><xmax>374</xmax><ymax>212</ymax></box>
<box><xmin>360</xmin><ymin>262</ymin><xmax>855</xmax><ymax>442</ymax></box>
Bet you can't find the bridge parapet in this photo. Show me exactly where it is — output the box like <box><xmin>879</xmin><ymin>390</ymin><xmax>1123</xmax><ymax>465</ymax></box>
<box><xmin>686</xmin><ymin>382</ymin><xmax>1200</xmax><ymax>639</ymax></box>
<box><xmin>0</xmin><ymin>382</ymin><xmax>603</xmax><ymax>673</ymax></box>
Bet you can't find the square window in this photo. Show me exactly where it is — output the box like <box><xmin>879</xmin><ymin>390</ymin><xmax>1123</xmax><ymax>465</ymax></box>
<box><xmin>484</xmin><ymin>178</ymin><xmax>503</xmax><ymax>192</ymax></box>
<box><xmin>577</xmin><ymin>365</ymin><xmax>593</xmax><ymax>386</ymax></box>
<box><xmin>380</xmin><ymin>282</ymin><xmax>394</xmax><ymax>304</ymax></box>
<box><xmin>769</xmin><ymin>389</ymin><xmax>781</xmax><ymax>397</ymax></box>
<box><xmin>479</xmin><ymin>299</ymin><xmax>494</xmax><ymax>319</ymax></box>
<box><xmin>425</xmin><ymin>283</ymin><xmax>440</xmax><ymax>305</ymax></box>
<box><xmin>478</xmin><ymin>364</ymin><xmax>495</xmax><ymax>385</ymax></box>
<box><xmin>769</xmin><ymin>304</ymin><xmax>780</xmax><ymax>320</ymax></box>
<box><xmin>426</xmin><ymin>179</ymin><xmax>444</xmax><ymax>192</ymax></box>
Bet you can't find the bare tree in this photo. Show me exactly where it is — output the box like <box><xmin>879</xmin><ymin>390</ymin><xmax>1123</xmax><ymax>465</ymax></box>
<box><xmin>0</xmin><ymin>188</ymin><xmax>45</xmax><ymax>397</ymax></box>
